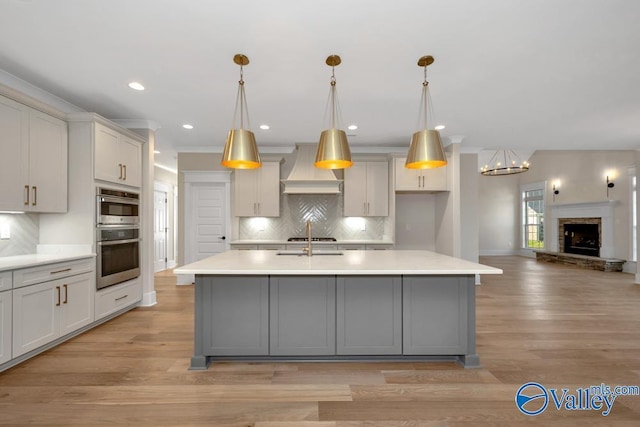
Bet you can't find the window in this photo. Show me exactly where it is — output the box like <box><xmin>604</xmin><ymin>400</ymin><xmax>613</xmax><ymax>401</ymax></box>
<box><xmin>522</xmin><ymin>187</ymin><xmax>545</xmax><ymax>249</ymax></box>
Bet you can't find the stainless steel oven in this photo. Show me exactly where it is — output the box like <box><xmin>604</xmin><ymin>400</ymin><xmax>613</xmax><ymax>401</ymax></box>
<box><xmin>96</xmin><ymin>226</ymin><xmax>140</xmax><ymax>290</ymax></box>
<box><xmin>96</xmin><ymin>187</ymin><xmax>140</xmax><ymax>226</ymax></box>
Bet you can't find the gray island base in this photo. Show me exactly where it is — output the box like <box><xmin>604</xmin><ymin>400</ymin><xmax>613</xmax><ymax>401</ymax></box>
<box><xmin>174</xmin><ymin>250</ymin><xmax>503</xmax><ymax>369</ymax></box>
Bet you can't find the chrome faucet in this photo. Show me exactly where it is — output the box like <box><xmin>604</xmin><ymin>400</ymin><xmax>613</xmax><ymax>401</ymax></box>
<box><xmin>303</xmin><ymin>219</ymin><xmax>313</xmax><ymax>257</ymax></box>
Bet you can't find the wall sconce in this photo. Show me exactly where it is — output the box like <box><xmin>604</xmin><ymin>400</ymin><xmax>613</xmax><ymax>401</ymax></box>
<box><xmin>606</xmin><ymin>176</ymin><xmax>615</xmax><ymax>198</ymax></box>
<box><xmin>552</xmin><ymin>184</ymin><xmax>560</xmax><ymax>202</ymax></box>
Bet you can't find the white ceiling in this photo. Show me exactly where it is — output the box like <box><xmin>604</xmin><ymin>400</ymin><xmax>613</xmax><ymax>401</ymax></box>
<box><xmin>1</xmin><ymin>0</ymin><xmax>639</xmax><ymax>171</ymax></box>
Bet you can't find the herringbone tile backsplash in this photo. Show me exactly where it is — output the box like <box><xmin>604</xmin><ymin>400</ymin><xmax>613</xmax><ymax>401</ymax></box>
<box><xmin>239</xmin><ymin>193</ymin><xmax>388</xmax><ymax>240</ymax></box>
<box><xmin>0</xmin><ymin>213</ymin><xmax>39</xmax><ymax>256</ymax></box>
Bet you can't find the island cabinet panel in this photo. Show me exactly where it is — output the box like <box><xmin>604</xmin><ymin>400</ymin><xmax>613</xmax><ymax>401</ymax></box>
<box><xmin>402</xmin><ymin>276</ymin><xmax>470</xmax><ymax>355</ymax></box>
<box><xmin>269</xmin><ymin>276</ymin><xmax>336</xmax><ymax>356</ymax></box>
<box><xmin>197</xmin><ymin>276</ymin><xmax>268</xmax><ymax>357</ymax></box>
<box><xmin>336</xmin><ymin>276</ymin><xmax>402</xmax><ymax>355</ymax></box>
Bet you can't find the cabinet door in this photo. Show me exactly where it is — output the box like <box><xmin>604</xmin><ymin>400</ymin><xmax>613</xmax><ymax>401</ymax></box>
<box><xmin>337</xmin><ymin>276</ymin><xmax>401</xmax><ymax>355</ymax></box>
<box><xmin>366</xmin><ymin>162</ymin><xmax>389</xmax><ymax>216</ymax></box>
<box><xmin>343</xmin><ymin>162</ymin><xmax>367</xmax><ymax>216</ymax></box>
<box><xmin>394</xmin><ymin>157</ymin><xmax>421</xmax><ymax>191</ymax></box>
<box><xmin>234</xmin><ymin>169</ymin><xmax>259</xmax><ymax>216</ymax></box>
<box><xmin>421</xmin><ymin>161</ymin><xmax>448</xmax><ymax>191</ymax></box>
<box><xmin>0</xmin><ymin>291</ymin><xmax>11</xmax><ymax>364</ymax></box>
<box><xmin>256</xmin><ymin>162</ymin><xmax>280</xmax><ymax>217</ymax></box>
<box><xmin>270</xmin><ymin>276</ymin><xmax>335</xmax><ymax>356</ymax></box>
<box><xmin>0</xmin><ymin>95</ymin><xmax>29</xmax><ymax>211</ymax></box>
<box><xmin>12</xmin><ymin>281</ymin><xmax>59</xmax><ymax>357</ymax></box>
<box><xmin>403</xmin><ymin>276</ymin><xmax>469</xmax><ymax>355</ymax></box>
<box><xmin>118</xmin><ymin>135</ymin><xmax>142</xmax><ymax>187</ymax></box>
<box><xmin>28</xmin><ymin>110</ymin><xmax>68</xmax><ymax>212</ymax></box>
<box><xmin>94</xmin><ymin>123</ymin><xmax>121</xmax><ymax>183</ymax></box>
<box><xmin>199</xmin><ymin>276</ymin><xmax>269</xmax><ymax>356</ymax></box>
<box><xmin>59</xmin><ymin>272</ymin><xmax>94</xmax><ymax>336</ymax></box>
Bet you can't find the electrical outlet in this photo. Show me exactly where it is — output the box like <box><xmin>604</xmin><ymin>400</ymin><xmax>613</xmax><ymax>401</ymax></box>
<box><xmin>0</xmin><ymin>224</ymin><xmax>10</xmax><ymax>239</ymax></box>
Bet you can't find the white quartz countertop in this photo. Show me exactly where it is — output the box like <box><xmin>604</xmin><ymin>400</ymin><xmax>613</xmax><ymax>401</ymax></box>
<box><xmin>0</xmin><ymin>253</ymin><xmax>96</xmax><ymax>272</ymax></box>
<box><xmin>174</xmin><ymin>250</ymin><xmax>503</xmax><ymax>276</ymax></box>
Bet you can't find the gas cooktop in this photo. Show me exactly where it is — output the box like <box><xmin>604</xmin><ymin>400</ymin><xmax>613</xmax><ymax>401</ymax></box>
<box><xmin>287</xmin><ymin>237</ymin><xmax>337</xmax><ymax>242</ymax></box>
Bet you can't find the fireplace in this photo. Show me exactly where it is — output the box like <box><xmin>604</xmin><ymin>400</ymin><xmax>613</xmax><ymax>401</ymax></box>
<box><xmin>563</xmin><ymin>223</ymin><xmax>599</xmax><ymax>257</ymax></box>
<box><xmin>558</xmin><ymin>217</ymin><xmax>601</xmax><ymax>258</ymax></box>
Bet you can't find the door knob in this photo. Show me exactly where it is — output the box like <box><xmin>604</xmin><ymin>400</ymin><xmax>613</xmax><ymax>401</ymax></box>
<box><xmin>220</xmin><ymin>236</ymin><xmax>226</xmax><ymax>240</ymax></box>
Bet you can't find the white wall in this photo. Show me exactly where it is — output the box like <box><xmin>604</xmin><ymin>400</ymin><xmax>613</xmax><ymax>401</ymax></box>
<box><xmin>394</xmin><ymin>193</ymin><xmax>436</xmax><ymax>250</ymax></box>
<box><xmin>460</xmin><ymin>153</ymin><xmax>479</xmax><ymax>262</ymax></box>
<box><xmin>478</xmin><ymin>173</ymin><xmax>520</xmax><ymax>255</ymax></box>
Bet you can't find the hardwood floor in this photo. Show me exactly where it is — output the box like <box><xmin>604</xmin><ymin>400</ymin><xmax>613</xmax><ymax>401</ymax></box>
<box><xmin>1</xmin><ymin>256</ymin><xmax>639</xmax><ymax>425</ymax></box>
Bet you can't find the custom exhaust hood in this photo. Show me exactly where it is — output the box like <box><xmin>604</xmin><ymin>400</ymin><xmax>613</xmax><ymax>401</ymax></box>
<box><xmin>281</xmin><ymin>144</ymin><xmax>342</xmax><ymax>194</ymax></box>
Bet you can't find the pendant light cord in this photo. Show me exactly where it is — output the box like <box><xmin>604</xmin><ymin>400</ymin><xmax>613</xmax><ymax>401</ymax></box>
<box><xmin>231</xmin><ymin>64</ymin><xmax>251</xmax><ymax>130</ymax></box>
<box><xmin>322</xmin><ymin>64</ymin><xmax>343</xmax><ymax>130</ymax></box>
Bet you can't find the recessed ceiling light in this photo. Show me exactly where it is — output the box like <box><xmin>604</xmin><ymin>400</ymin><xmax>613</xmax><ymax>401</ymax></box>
<box><xmin>435</xmin><ymin>125</ymin><xmax>445</xmax><ymax>130</ymax></box>
<box><xmin>347</xmin><ymin>124</ymin><xmax>358</xmax><ymax>130</ymax></box>
<box><xmin>154</xmin><ymin>150</ymin><xmax>161</xmax><ymax>154</ymax></box>
<box><xmin>182</xmin><ymin>124</ymin><xmax>194</xmax><ymax>129</ymax></box>
<box><xmin>259</xmin><ymin>124</ymin><xmax>270</xmax><ymax>130</ymax></box>
<box><xmin>128</xmin><ymin>82</ymin><xmax>145</xmax><ymax>91</ymax></box>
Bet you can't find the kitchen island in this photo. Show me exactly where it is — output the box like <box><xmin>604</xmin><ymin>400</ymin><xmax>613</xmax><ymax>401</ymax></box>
<box><xmin>174</xmin><ymin>250</ymin><xmax>502</xmax><ymax>369</ymax></box>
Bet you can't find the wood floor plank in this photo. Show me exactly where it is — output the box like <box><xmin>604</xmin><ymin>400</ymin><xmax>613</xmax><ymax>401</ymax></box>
<box><xmin>0</xmin><ymin>384</ymin><xmax>351</xmax><ymax>404</ymax></box>
<box><xmin>1</xmin><ymin>256</ymin><xmax>639</xmax><ymax>425</ymax></box>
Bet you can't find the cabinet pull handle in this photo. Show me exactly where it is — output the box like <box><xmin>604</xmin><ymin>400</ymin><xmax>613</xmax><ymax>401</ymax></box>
<box><xmin>50</xmin><ymin>268</ymin><xmax>72</xmax><ymax>275</ymax></box>
<box><xmin>24</xmin><ymin>185</ymin><xmax>29</xmax><ymax>205</ymax></box>
<box><xmin>63</xmin><ymin>284</ymin><xmax>68</xmax><ymax>304</ymax></box>
<box><xmin>257</xmin><ymin>202</ymin><xmax>260</xmax><ymax>215</ymax></box>
<box><xmin>32</xmin><ymin>186</ymin><xmax>37</xmax><ymax>206</ymax></box>
<box><xmin>118</xmin><ymin>163</ymin><xmax>123</xmax><ymax>179</ymax></box>
<box><xmin>123</xmin><ymin>164</ymin><xmax>127</xmax><ymax>180</ymax></box>
<box><xmin>115</xmin><ymin>294</ymin><xmax>128</xmax><ymax>302</ymax></box>
<box><xmin>56</xmin><ymin>286</ymin><xmax>61</xmax><ymax>306</ymax></box>
<box><xmin>367</xmin><ymin>202</ymin><xmax>370</xmax><ymax>215</ymax></box>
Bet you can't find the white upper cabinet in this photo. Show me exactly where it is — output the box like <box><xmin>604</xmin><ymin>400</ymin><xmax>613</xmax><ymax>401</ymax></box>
<box><xmin>394</xmin><ymin>156</ymin><xmax>449</xmax><ymax>192</ymax></box>
<box><xmin>344</xmin><ymin>161</ymin><xmax>389</xmax><ymax>217</ymax></box>
<box><xmin>0</xmin><ymin>95</ymin><xmax>67</xmax><ymax>213</ymax></box>
<box><xmin>234</xmin><ymin>161</ymin><xmax>280</xmax><ymax>217</ymax></box>
<box><xmin>94</xmin><ymin>122</ymin><xmax>142</xmax><ymax>188</ymax></box>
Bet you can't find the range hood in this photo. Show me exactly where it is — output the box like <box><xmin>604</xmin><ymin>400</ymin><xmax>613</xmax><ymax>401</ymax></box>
<box><xmin>281</xmin><ymin>143</ymin><xmax>342</xmax><ymax>194</ymax></box>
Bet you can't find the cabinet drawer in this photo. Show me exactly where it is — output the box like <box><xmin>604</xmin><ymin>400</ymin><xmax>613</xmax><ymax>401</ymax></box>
<box><xmin>0</xmin><ymin>271</ymin><xmax>11</xmax><ymax>292</ymax></box>
<box><xmin>13</xmin><ymin>258</ymin><xmax>95</xmax><ymax>289</ymax></box>
<box><xmin>95</xmin><ymin>279</ymin><xmax>141</xmax><ymax>320</ymax></box>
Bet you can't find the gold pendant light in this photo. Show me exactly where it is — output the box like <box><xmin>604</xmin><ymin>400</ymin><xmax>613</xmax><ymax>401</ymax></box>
<box><xmin>405</xmin><ymin>55</ymin><xmax>447</xmax><ymax>170</ymax></box>
<box><xmin>315</xmin><ymin>55</ymin><xmax>353</xmax><ymax>169</ymax></box>
<box><xmin>221</xmin><ymin>54</ymin><xmax>261</xmax><ymax>169</ymax></box>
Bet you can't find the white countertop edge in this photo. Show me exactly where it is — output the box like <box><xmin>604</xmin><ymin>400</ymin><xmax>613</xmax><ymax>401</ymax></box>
<box><xmin>0</xmin><ymin>253</ymin><xmax>96</xmax><ymax>272</ymax></box>
<box><xmin>174</xmin><ymin>250</ymin><xmax>503</xmax><ymax>276</ymax></box>
<box><xmin>174</xmin><ymin>268</ymin><xmax>502</xmax><ymax>275</ymax></box>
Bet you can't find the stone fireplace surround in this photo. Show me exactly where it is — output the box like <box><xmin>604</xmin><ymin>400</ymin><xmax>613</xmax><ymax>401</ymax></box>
<box><xmin>558</xmin><ymin>217</ymin><xmax>601</xmax><ymax>256</ymax></box>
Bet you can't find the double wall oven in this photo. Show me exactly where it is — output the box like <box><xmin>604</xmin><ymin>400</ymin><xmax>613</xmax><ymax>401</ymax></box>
<box><xmin>96</xmin><ymin>187</ymin><xmax>140</xmax><ymax>290</ymax></box>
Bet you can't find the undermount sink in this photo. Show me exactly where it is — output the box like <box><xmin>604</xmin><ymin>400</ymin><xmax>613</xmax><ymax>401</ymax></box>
<box><xmin>276</xmin><ymin>249</ymin><xmax>344</xmax><ymax>256</ymax></box>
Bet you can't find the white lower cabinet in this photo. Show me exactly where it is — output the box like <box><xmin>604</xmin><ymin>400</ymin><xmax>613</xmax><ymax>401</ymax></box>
<box><xmin>95</xmin><ymin>279</ymin><xmax>141</xmax><ymax>320</ymax></box>
<box><xmin>12</xmin><ymin>272</ymin><xmax>94</xmax><ymax>358</ymax></box>
<box><xmin>0</xmin><ymin>290</ymin><xmax>11</xmax><ymax>364</ymax></box>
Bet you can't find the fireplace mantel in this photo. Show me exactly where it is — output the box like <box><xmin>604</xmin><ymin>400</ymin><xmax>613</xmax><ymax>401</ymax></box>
<box><xmin>548</xmin><ymin>200</ymin><xmax>618</xmax><ymax>259</ymax></box>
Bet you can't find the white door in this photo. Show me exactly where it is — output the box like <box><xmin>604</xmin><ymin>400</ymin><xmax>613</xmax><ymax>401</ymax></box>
<box><xmin>190</xmin><ymin>183</ymin><xmax>227</xmax><ymax>262</ymax></box>
<box><xmin>154</xmin><ymin>190</ymin><xmax>168</xmax><ymax>272</ymax></box>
